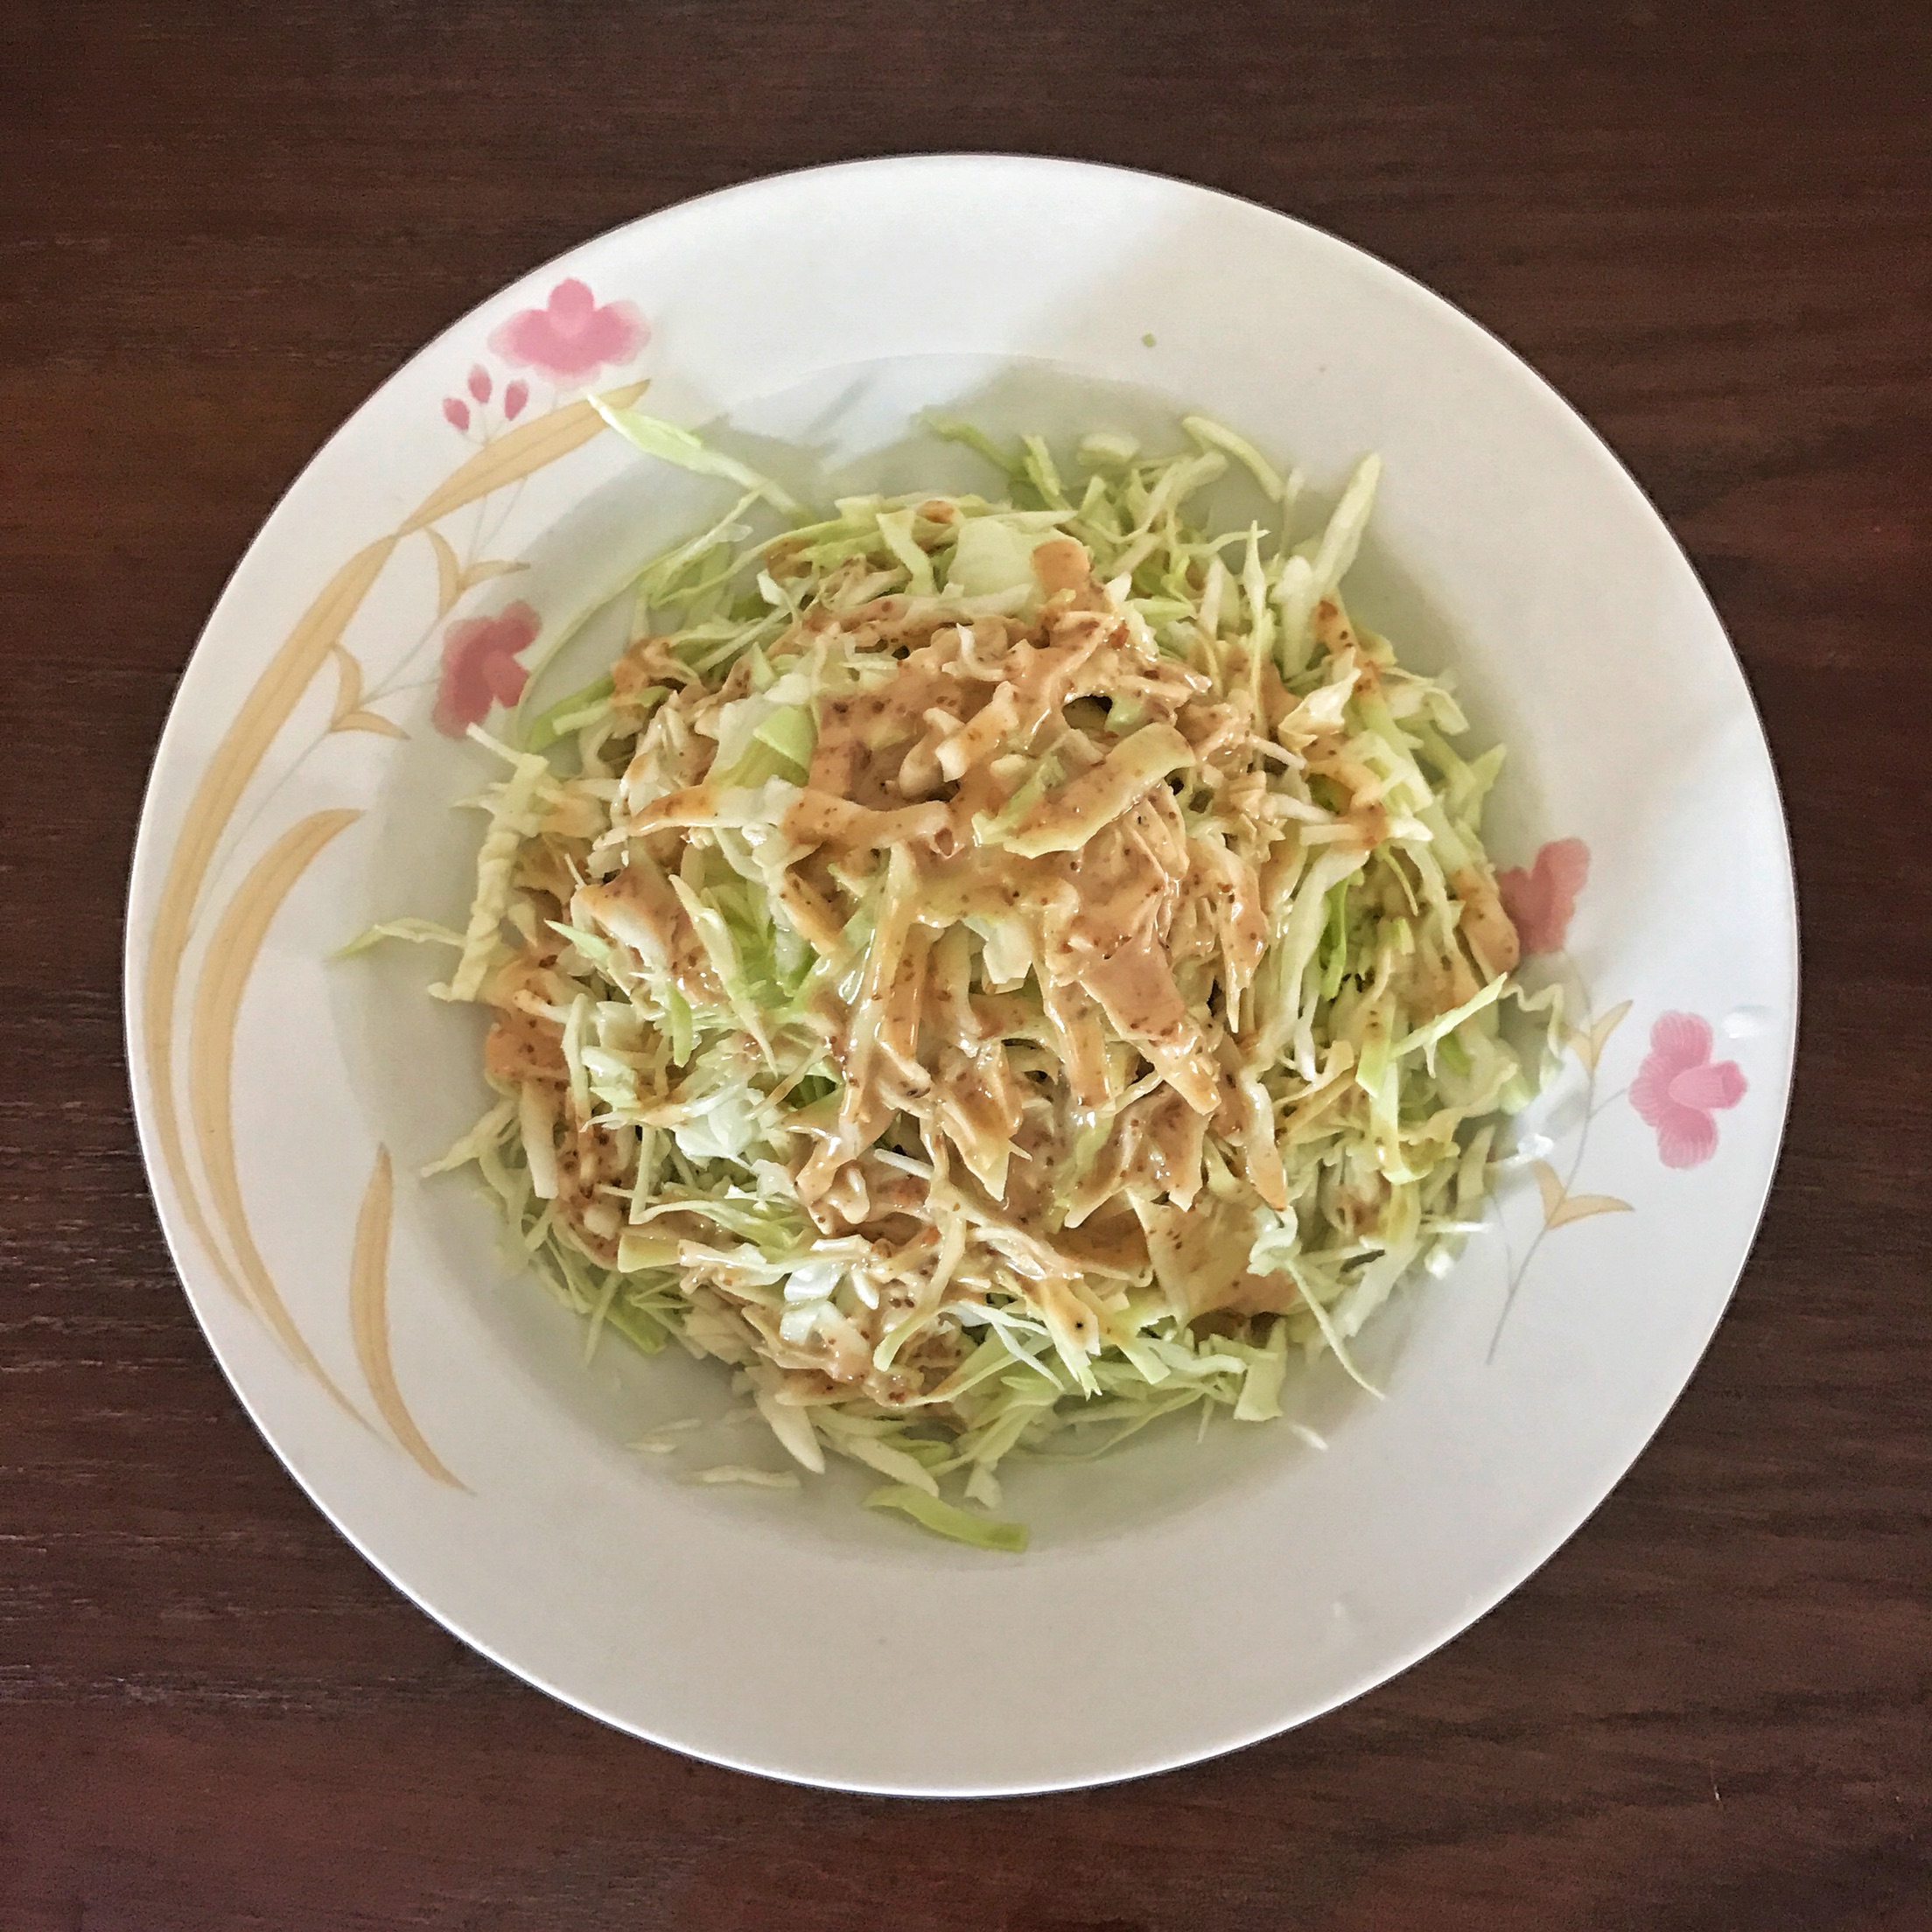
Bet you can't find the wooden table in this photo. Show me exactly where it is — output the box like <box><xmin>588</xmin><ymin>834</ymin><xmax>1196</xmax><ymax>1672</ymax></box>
<box><xmin>5</xmin><ymin>3</ymin><xmax>1928</xmax><ymax>1924</ymax></box>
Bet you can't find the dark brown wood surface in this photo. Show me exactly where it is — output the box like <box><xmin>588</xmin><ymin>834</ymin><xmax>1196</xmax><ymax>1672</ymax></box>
<box><xmin>4</xmin><ymin>2</ymin><xmax>1929</xmax><ymax>1925</ymax></box>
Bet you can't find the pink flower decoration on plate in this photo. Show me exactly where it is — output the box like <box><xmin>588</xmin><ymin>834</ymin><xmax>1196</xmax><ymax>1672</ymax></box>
<box><xmin>442</xmin><ymin>396</ymin><xmax>471</xmax><ymax>432</ymax></box>
<box><xmin>1499</xmin><ymin>837</ymin><xmax>1590</xmax><ymax>956</ymax></box>
<box><xmin>433</xmin><ymin>601</ymin><xmax>540</xmax><ymax>737</ymax></box>
<box><xmin>487</xmin><ymin>278</ymin><xmax>648</xmax><ymax>385</ymax></box>
<box><xmin>503</xmin><ymin>379</ymin><xmax>528</xmax><ymax>421</ymax></box>
<box><xmin>1630</xmin><ymin>1012</ymin><xmax>1747</xmax><ymax>1169</ymax></box>
<box><xmin>467</xmin><ymin>364</ymin><xmax>492</xmax><ymax>403</ymax></box>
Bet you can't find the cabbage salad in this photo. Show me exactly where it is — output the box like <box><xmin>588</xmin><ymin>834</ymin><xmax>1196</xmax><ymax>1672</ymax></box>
<box><xmin>391</xmin><ymin>407</ymin><xmax>1550</xmax><ymax>1550</ymax></box>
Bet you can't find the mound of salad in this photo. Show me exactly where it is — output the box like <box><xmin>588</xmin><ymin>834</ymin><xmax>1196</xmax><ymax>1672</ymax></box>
<box><xmin>365</xmin><ymin>406</ymin><xmax>1552</xmax><ymax>1550</ymax></box>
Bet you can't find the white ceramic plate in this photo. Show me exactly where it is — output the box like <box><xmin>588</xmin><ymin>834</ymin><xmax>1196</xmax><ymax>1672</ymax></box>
<box><xmin>126</xmin><ymin>155</ymin><xmax>1796</xmax><ymax>1795</ymax></box>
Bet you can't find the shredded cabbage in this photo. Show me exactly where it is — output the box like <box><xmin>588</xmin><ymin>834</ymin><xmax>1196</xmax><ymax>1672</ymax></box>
<box><xmin>389</xmin><ymin>415</ymin><xmax>1552</xmax><ymax>1549</ymax></box>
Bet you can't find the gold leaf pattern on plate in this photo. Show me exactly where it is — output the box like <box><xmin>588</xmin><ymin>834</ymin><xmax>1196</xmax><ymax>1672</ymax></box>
<box><xmin>326</xmin><ymin>641</ymin><xmax>406</xmax><ymax>738</ymax></box>
<box><xmin>428</xmin><ymin>530</ymin><xmax>529</xmax><ymax>620</ymax></box>
<box><xmin>141</xmin><ymin>374</ymin><xmax>640</xmax><ymax>1466</ymax></box>
<box><xmin>398</xmin><ymin>379</ymin><xmax>648</xmax><ymax>535</ymax></box>
<box><xmin>1572</xmin><ymin>998</ymin><xmax>1632</xmax><ymax>1074</ymax></box>
<box><xmin>187</xmin><ymin>807</ymin><xmax>368</xmax><ymax>1419</ymax></box>
<box><xmin>332</xmin><ymin>710</ymin><xmax>409</xmax><ymax>739</ymax></box>
<box><xmin>1530</xmin><ymin>1157</ymin><xmax>1630</xmax><ymax>1231</ymax></box>
<box><xmin>1530</xmin><ymin>1158</ymin><xmax>1566</xmax><ymax>1226</ymax></box>
<box><xmin>426</xmin><ymin>527</ymin><xmax>463</xmax><ymax>616</ymax></box>
<box><xmin>142</xmin><ymin>535</ymin><xmax>399</xmax><ymax>1298</ymax></box>
<box><xmin>350</xmin><ymin>1147</ymin><xmax>467</xmax><ymax>1489</ymax></box>
<box><xmin>1547</xmin><ymin>1192</ymin><xmax>1634</xmax><ymax>1229</ymax></box>
<box><xmin>327</xmin><ymin>640</ymin><xmax>366</xmax><ymax>721</ymax></box>
<box><xmin>461</xmin><ymin>557</ymin><xmax>530</xmax><ymax>589</ymax></box>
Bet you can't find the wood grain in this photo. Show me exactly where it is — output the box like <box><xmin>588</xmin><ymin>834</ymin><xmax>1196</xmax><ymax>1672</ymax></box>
<box><xmin>2</xmin><ymin>1</ymin><xmax>1928</xmax><ymax>1925</ymax></box>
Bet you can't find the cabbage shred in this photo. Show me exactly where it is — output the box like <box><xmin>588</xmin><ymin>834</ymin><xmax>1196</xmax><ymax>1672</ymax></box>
<box><xmin>419</xmin><ymin>415</ymin><xmax>1548</xmax><ymax>1550</ymax></box>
